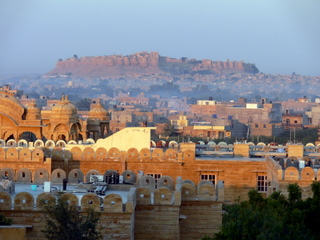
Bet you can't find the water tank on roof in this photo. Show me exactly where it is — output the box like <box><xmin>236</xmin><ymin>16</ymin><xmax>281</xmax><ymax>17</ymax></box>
<box><xmin>228</xmin><ymin>115</ymin><xmax>232</xmax><ymax>120</ymax></box>
<box><xmin>212</xmin><ymin>114</ymin><xmax>217</xmax><ymax>118</ymax></box>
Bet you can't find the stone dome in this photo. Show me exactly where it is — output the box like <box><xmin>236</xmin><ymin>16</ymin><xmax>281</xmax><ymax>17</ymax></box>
<box><xmin>89</xmin><ymin>101</ymin><xmax>109</xmax><ymax>120</ymax></box>
<box><xmin>51</xmin><ymin>95</ymin><xmax>77</xmax><ymax>116</ymax></box>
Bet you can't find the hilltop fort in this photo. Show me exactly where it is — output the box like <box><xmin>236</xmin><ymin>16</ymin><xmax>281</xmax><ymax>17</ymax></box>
<box><xmin>46</xmin><ymin>52</ymin><xmax>259</xmax><ymax>78</ymax></box>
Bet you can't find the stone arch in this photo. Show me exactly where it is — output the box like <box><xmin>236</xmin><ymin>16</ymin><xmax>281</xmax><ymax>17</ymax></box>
<box><xmin>68</xmin><ymin>169</ymin><xmax>84</xmax><ymax>184</ymax></box>
<box><xmin>108</xmin><ymin>147</ymin><xmax>121</xmax><ymax>160</ymax></box>
<box><xmin>85</xmin><ymin>169</ymin><xmax>100</xmax><ymax>183</ymax></box>
<box><xmin>16</xmin><ymin>168</ymin><xmax>32</xmax><ymax>183</ymax></box>
<box><xmin>0</xmin><ymin>192</ymin><xmax>11</xmax><ymax>210</ymax></box>
<box><xmin>0</xmin><ymin>168</ymin><xmax>14</xmax><ymax>181</ymax></box>
<box><xmin>182</xmin><ymin>149</ymin><xmax>195</xmax><ymax>162</ymax></box>
<box><xmin>150</xmin><ymin>140</ymin><xmax>156</xmax><ymax>148</ymax></box>
<box><xmin>284</xmin><ymin>166</ymin><xmax>299</xmax><ymax>180</ymax></box>
<box><xmin>36</xmin><ymin>192</ymin><xmax>55</xmax><ymax>209</ymax></box>
<box><xmin>257</xmin><ymin>142</ymin><xmax>266</xmax><ymax>147</ymax></box>
<box><xmin>32</xmin><ymin>148</ymin><xmax>44</xmax><ymax>161</ymax></box>
<box><xmin>302</xmin><ymin>156</ymin><xmax>312</xmax><ymax>167</ymax></box>
<box><xmin>85</xmin><ymin>138</ymin><xmax>95</xmax><ymax>144</ymax></box>
<box><xmin>300</xmin><ymin>167</ymin><xmax>315</xmax><ymax>181</ymax></box>
<box><xmin>2</xmin><ymin>179</ymin><xmax>14</xmax><ymax>194</ymax></box>
<box><xmin>306</xmin><ymin>142</ymin><xmax>315</xmax><ymax>147</ymax></box>
<box><xmin>154</xmin><ymin>187</ymin><xmax>173</xmax><ymax>205</ymax></box>
<box><xmin>51</xmin><ymin>169</ymin><xmax>67</xmax><ymax>183</ymax></box>
<box><xmin>140</xmin><ymin>148</ymin><xmax>151</xmax><ymax>161</ymax></box>
<box><xmin>136</xmin><ymin>187</ymin><xmax>151</xmax><ymax>205</ymax></box>
<box><xmin>83</xmin><ymin>147</ymin><xmax>95</xmax><ymax>160</ymax></box>
<box><xmin>0</xmin><ymin>139</ymin><xmax>6</xmax><ymax>147</ymax></box>
<box><xmin>207</xmin><ymin>141</ymin><xmax>216</xmax><ymax>149</ymax></box>
<box><xmin>14</xmin><ymin>192</ymin><xmax>34</xmax><ymax>210</ymax></box>
<box><xmin>81</xmin><ymin>193</ymin><xmax>101</xmax><ymax>212</ymax></box>
<box><xmin>45</xmin><ymin>140</ymin><xmax>55</xmax><ymax>148</ymax></box>
<box><xmin>96</xmin><ymin>147</ymin><xmax>108</xmax><ymax>160</ymax></box>
<box><xmin>198</xmin><ymin>180</ymin><xmax>215</xmax><ymax>197</ymax></box>
<box><xmin>165</xmin><ymin>148</ymin><xmax>177</xmax><ymax>161</ymax></box>
<box><xmin>56</xmin><ymin>140</ymin><xmax>66</xmax><ymax>148</ymax></box>
<box><xmin>17</xmin><ymin>139</ymin><xmax>29</xmax><ymax>147</ymax></box>
<box><xmin>274</xmin><ymin>157</ymin><xmax>285</xmax><ymax>169</ymax></box>
<box><xmin>103</xmin><ymin>194</ymin><xmax>123</xmax><ymax>212</ymax></box>
<box><xmin>0</xmin><ymin>148</ymin><xmax>5</xmax><ymax>160</ymax></box>
<box><xmin>286</xmin><ymin>157</ymin><xmax>299</xmax><ymax>168</ymax></box>
<box><xmin>70</xmin><ymin>146</ymin><xmax>83</xmax><ymax>160</ymax></box>
<box><xmin>6</xmin><ymin>139</ymin><xmax>16</xmax><ymax>147</ymax></box>
<box><xmin>69</xmin><ymin>123</ymin><xmax>79</xmax><ymax>141</ymax></box>
<box><xmin>60</xmin><ymin>193</ymin><xmax>79</xmax><ymax>207</ymax></box>
<box><xmin>157</xmin><ymin>176</ymin><xmax>174</xmax><ymax>190</ymax></box>
<box><xmin>19</xmin><ymin>131</ymin><xmax>38</xmax><ymax>142</ymax></box>
<box><xmin>181</xmin><ymin>179</ymin><xmax>196</xmax><ymax>186</ymax></box>
<box><xmin>121</xmin><ymin>170</ymin><xmax>137</xmax><ymax>184</ymax></box>
<box><xmin>127</xmin><ymin>148</ymin><xmax>139</xmax><ymax>161</ymax></box>
<box><xmin>67</xmin><ymin>140</ymin><xmax>77</xmax><ymax>145</ymax></box>
<box><xmin>20</xmin><ymin>148</ymin><xmax>32</xmax><ymax>161</ymax></box>
<box><xmin>168</xmin><ymin>140</ymin><xmax>178</xmax><ymax>148</ymax></box>
<box><xmin>54</xmin><ymin>123</ymin><xmax>69</xmax><ymax>140</ymax></box>
<box><xmin>152</xmin><ymin>148</ymin><xmax>164</xmax><ymax>161</ymax></box>
<box><xmin>34</xmin><ymin>168</ymin><xmax>49</xmax><ymax>184</ymax></box>
<box><xmin>6</xmin><ymin>148</ymin><xmax>19</xmax><ymax>160</ymax></box>
<box><xmin>181</xmin><ymin>182</ymin><xmax>197</xmax><ymax>200</ymax></box>
<box><xmin>34</xmin><ymin>139</ymin><xmax>44</xmax><ymax>148</ymax></box>
<box><xmin>138</xmin><ymin>175</ymin><xmax>155</xmax><ymax>190</ymax></box>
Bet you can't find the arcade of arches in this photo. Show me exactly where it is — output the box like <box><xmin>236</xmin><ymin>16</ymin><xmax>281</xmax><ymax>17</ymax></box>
<box><xmin>0</xmin><ymin>89</ymin><xmax>109</xmax><ymax>142</ymax></box>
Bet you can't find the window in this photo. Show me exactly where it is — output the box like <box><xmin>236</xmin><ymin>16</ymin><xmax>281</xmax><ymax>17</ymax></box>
<box><xmin>201</xmin><ymin>174</ymin><xmax>216</xmax><ymax>186</ymax></box>
<box><xmin>147</xmin><ymin>173</ymin><xmax>162</xmax><ymax>188</ymax></box>
<box><xmin>257</xmin><ymin>175</ymin><xmax>268</xmax><ymax>192</ymax></box>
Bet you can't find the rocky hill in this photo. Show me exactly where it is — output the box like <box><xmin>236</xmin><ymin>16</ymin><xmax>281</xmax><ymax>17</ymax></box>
<box><xmin>46</xmin><ymin>52</ymin><xmax>259</xmax><ymax>78</ymax></box>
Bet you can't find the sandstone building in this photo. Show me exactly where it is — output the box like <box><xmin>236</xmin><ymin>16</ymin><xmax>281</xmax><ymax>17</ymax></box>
<box><xmin>0</xmin><ymin>87</ymin><xmax>109</xmax><ymax>143</ymax></box>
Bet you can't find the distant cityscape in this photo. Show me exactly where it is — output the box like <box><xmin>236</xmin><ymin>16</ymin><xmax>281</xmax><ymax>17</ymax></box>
<box><xmin>1</xmin><ymin>54</ymin><xmax>320</xmax><ymax>239</ymax></box>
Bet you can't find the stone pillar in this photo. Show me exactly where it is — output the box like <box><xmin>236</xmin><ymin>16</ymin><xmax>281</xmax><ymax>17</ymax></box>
<box><xmin>287</xmin><ymin>144</ymin><xmax>304</xmax><ymax>158</ymax></box>
<box><xmin>234</xmin><ymin>144</ymin><xmax>250</xmax><ymax>157</ymax></box>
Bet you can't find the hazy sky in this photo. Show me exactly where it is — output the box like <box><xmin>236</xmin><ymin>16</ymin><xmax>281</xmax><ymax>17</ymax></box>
<box><xmin>1</xmin><ymin>0</ymin><xmax>319</xmax><ymax>76</ymax></box>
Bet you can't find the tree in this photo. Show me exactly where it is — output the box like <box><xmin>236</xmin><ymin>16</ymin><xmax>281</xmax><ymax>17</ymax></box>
<box><xmin>41</xmin><ymin>197</ymin><xmax>101</xmax><ymax>240</ymax></box>
<box><xmin>0</xmin><ymin>214</ymin><xmax>12</xmax><ymax>225</ymax></box>
<box><xmin>203</xmin><ymin>183</ymin><xmax>320</xmax><ymax>240</ymax></box>
<box><xmin>163</xmin><ymin>122</ymin><xmax>176</xmax><ymax>137</ymax></box>
<box><xmin>75</xmin><ymin>98</ymin><xmax>91</xmax><ymax>111</ymax></box>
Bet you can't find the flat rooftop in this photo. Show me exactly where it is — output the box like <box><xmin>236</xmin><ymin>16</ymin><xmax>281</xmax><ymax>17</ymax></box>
<box><xmin>196</xmin><ymin>156</ymin><xmax>265</xmax><ymax>161</ymax></box>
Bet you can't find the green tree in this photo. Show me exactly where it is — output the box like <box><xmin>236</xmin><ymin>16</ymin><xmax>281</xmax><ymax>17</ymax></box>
<box><xmin>41</xmin><ymin>197</ymin><xmax>101</xmax><ymax>240</ymax></box>
<box><xmin>163</xmin><ymin>122</ymin><xmax>176</xmax><ymax>137</ymax></box>
<box><xmin>203</xmin><ymin>183</ymin><xmax>319</xmax><ymax>240</ymax></box>
<box><xmin>0</xmin><ymin>214</ymin><xmax>12</xmax><ymax>225</ymax></box>
<box><xmin>75</xmin><ymin>98</ymin><xmax>91</xmax><ymax>111</ymax></box>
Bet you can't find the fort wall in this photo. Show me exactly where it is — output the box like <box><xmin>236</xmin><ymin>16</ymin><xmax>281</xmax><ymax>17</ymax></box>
<box><xmin>0</xmin><ymin>181</ymin><xmax>222</xmax><ymax>240</ymax></box>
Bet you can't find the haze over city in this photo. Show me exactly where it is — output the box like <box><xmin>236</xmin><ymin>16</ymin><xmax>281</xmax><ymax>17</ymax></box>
<box><xmin>1</xmin><ymin>0</ymin><xmax>320</xmax><ymax>76</ymax></box>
